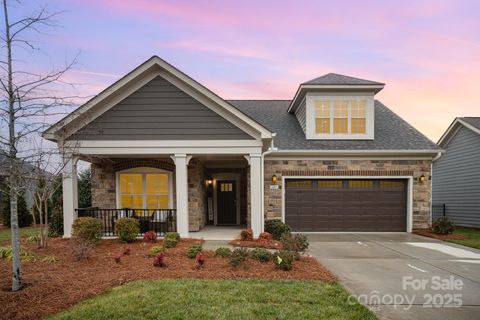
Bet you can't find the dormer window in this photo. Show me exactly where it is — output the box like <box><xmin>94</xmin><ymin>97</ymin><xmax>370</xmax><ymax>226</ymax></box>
<box><xmin>306</xmin><ymin>93</ymin><xmax>374</xmax><ymax>140</ymax></box>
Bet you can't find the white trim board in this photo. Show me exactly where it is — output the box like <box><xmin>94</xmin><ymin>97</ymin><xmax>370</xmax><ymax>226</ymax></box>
<box><xmin>280</xmin><ymin>175</ymin><xmax>413</xmax><ymax>233</ymax></box>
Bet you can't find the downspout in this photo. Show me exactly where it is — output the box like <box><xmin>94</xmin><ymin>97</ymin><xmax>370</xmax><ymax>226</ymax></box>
<box><xmin>430</xmin><ymin>151</ymin><xmax>442</xmax><ymax>228</ymax></box>
<box><xmin>260</xmin><ymin>133</ymin><xmax>277</xmax><ymax>233</ymax></box>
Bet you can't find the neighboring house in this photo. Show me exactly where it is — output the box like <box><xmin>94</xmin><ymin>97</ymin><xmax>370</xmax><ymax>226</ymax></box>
<box><xmin>0</xmin><ymin>152</ymin><xmax>40</xmax><ymax>212</ymax></box>
<box><xmin>43</xmin><ymin>56</ymin><xmax>441</xmax><ymax>238</ymax></box>
<box><xmin>433</xmin><ymin>117</ymin><xmax>480</xmax><ymax>228</ymax></box>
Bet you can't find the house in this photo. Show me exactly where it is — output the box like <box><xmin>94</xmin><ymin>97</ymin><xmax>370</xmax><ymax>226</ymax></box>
<box><xmin>433</xmin><ymin>117</ymin><xmax>480</xmax><ymax>228</ymax></box>
<box><xmin>43</xmin><ymin>56</ymin><xmax>441</xmax><ymax>238</ymax></box>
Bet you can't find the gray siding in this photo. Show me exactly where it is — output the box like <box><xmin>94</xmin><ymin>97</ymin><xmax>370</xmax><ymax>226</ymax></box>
<box><xmin>433</xmin><ymin>126</ymin><xmax>480</xmax><ymax>227</ymax></box>
<box><xmin>69</xmin><ymin>76</ymin><xmax>254</xmax><ymax>140</ymax></box>
<box><xmin>295</xmin><ymin>99</ymin><xmax>306</xmax><ymax>133</ymax></box>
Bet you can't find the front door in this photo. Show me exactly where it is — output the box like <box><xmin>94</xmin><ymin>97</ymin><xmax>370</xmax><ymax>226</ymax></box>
<box><xmin>217</xmin><ymin>180</ymin><xmax>236</xmax><ymax>225</ymax></box>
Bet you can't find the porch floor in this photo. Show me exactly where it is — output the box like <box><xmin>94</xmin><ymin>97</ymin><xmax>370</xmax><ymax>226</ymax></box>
<box><xmin>190</xmin><ymin>226</ymin><xmax>242</xmax><ymax>240</ymax></box>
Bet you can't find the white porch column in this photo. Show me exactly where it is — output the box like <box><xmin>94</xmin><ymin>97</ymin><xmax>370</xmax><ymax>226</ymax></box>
<box><xmin>62</xmin><ymin>155</ymin><xmax>78</xmax><ymax>238</ymax></box>
<box><xmin>248</xmin><ymin>153</ymin><xmax>263</xmax><ymax>237</ymax></box>
<box><xmin>171</xmin><ymin>154</ymin><xmax>191</xmax><ymax>238</ymax></box>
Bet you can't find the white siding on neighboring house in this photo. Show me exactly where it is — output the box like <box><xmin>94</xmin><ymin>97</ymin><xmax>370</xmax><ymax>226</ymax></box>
<box><xmin>433</xmin><ymin>126</ymin><xmax>480</xmax><ymax>227</ymax></box>
<box><xmin>295</xmin><ymin>99</ymin><xmax>306</xmax><ymax>133</ymax></box>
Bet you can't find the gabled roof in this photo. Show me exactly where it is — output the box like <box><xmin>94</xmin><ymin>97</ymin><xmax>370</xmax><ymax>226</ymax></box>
<box><xmin>229</xmin><ymin>100</ymin><xmax>440</xmax><ymax>152</ymax></box>
<box><xmin>437</xmin><ymin>117</ymin><xmax>480</xmax><ymax>147</ymax></box>
<box><xmin>287</xmin><ymin>73</ymin><xmax>385</xmax><ymax>113</ymax></box>
<box><xmin>303</xmin><ymin>73</ymin><xmax>384</xmax><ymax>86</ymax></box>
<box><xmin>43</xmin><ymin>56</ymin><xmax>272</xmax><ymax>141</ymax></box>
<box><xmin>460</xmin><ymin>117</ymin><xmax>480</xmax><ymax>131</ymax></box>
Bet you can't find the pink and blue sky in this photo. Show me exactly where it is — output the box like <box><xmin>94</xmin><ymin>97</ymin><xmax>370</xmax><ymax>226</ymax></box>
<box><xmin>21</xmin><ymin>0</ymin><xmax>480</xmax><ymax>141</ymax></box>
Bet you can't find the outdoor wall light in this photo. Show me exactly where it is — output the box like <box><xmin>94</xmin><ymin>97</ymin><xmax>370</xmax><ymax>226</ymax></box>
<box><xmin>419</xmin><ymin>174</ymin><xmax>425</xmax><ymax>184</ymax></box>
<box><xmin>271</xmin><ymin>174</ymin><xmax>278</xmax><ymax>185</ymax></box>
<box><xmin>206</xmin><ymin>179</ymin><xmax>213</xmax><ymax>185</ymax></box>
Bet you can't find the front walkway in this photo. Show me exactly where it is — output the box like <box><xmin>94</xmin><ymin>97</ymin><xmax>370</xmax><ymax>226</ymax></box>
<box><xmin>307</xmin><ymin>233</ymin><xmax>480</xmax><ymax>320</ymax></box>
<box><xmin>190</xmin><ymin>226</ymin><xmax>242</xmax><ymax>240</ymax></box>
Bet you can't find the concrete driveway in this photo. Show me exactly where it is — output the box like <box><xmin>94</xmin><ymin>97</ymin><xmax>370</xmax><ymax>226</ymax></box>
<box><xmin>307</xmin><ymin>233</ymin><xmax>480</xmax><ymax>320</ymax></box>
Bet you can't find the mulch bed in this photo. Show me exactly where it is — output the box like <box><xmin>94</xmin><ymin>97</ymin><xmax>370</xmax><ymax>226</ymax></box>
<box><xmin>229</xmin><ymin>239</ymin><xmax>283</xmax><ymax>249</ymax></box>
<box><xmin>414</xmin><ymin>229</ymin><xmax>469</xmax><ymax>240</ymax></box>
<box><xmin>0</xmin><ymin>237</ymin><xmax>335</xmax><ymax>320</ymax></box>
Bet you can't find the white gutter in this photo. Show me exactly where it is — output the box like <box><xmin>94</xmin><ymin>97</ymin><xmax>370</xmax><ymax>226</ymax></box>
<box><xmin>266</xmin><ymin>149</ymin><xmax>444</xmax><ymax>156</ymax></box>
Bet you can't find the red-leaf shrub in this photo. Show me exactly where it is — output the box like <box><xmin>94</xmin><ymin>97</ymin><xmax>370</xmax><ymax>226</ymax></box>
<box><xmin>240</xmin><ymin>229</ymin><xmax>253</xmax><ymax>241</ymax></box>
<box><xmin>143</xmin><ymin>231</ymin><xmax>157</xmax><ymax>242</ymax></box>
<box><xmin>123</xmin><ymin>246</ymin><xmax>131</xmax><ymax>256</ymax></box>
<box><xmin>195</xmin><ymin>252</ymin><xmax>205</xmax><ymax>269</ymax></box>
<box><xmin>114</xmin><ymin>253</ymin><xmax>122</xmax><ymax>264</ymax></box>
<box><xmin>153</xmin><ymin>252</ymin><xmax>166</xmax><ymax>267</ymax></box>
<box><xmin>258</xmin><ymin>232</ymin><xmax>273</xmax><ymax>242</ymax></box>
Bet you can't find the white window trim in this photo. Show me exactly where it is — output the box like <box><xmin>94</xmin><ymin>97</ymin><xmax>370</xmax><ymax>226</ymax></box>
<box><xmin>115</xmin><ymin>167</ymin><xmax>174</xmax><ymax>209</ymax></box>
<box><xmin>281</xmin><ymin>176</ymin><xmax>413</xmax><ymax>233</ymax></box>
<box><xmin>305</xmin><ymin>92</ymin><xmax>374</xmax><ymax>140</ymax></box>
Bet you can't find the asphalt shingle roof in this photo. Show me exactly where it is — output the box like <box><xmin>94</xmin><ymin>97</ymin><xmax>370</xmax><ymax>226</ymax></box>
<box><xmin>460</xmin><ymin>117</ymin><xmax>480</xmax><ymax>131</ymax></box>
<box><xmin>228</xmin><ymin>100</ymin><xmax>439</xmax><ymax>151</ymax></box>
<box><xmin>303</xmin><ymin>73</ymin><xmax>384</xmax><ymax>86</ymax></box>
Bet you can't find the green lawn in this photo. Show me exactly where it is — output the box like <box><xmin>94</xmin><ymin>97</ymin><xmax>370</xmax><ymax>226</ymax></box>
<box><xmin>50</xmin><ymin>279</ymin><xmax>376</xmax><ymax>320</ymax></box>
<box><xmin>446</xmin><ymin>227</ymin><xmax>480</xmax><ymax>249</ymax></box>
<box><xmin>0</xmin><ymin>226</ymin><xmax>42</xmax><ymax>242</ymax></box>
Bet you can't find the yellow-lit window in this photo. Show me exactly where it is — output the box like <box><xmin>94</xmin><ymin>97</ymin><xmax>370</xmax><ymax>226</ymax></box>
<box><xmin>333</xmin><ymin>101</ymin><xmax>348</xmax><ymax>134</ymax></box>
<box><xmin>380</xmin><ymin>181</ymin><xmax>404</xmax><ymax>188</ymax></box>
<box><xmin>351</xmin><ymin>100</ymin><xmax>366</xmax><ymax>134</ymax></box>
<box><xmin>317</xmin><ymin>180</ymin><xmax>343</xmax><ymax>188</ymax></box>
<box><xmin>119</xmin><ymin>173</ymin><xmax>169</xmax><ymax>210</ymax></box>
<box><xmin>315</xmin><ymin>100</ymin><xmax>330</xmax><ymax>134</ymax></box>
<box><xmin>286</xmin><ymin>180</ymin><xmax>312</xmax><ymax>189</ymax></box>
<box><xmin>348</xmin><ymin>180</ymin><xmax>374</xmax><ymax>188</ymax></box>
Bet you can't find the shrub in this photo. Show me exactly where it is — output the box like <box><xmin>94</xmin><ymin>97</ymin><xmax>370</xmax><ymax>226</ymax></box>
<box><xmin>48</xmin><ymin>202</ymin><xmax>63</xmax><ymax>237</ymax></box>
<box><xmin>149</xmin><ymin>245</ymin><xmax>166</xmax><ymax>257</ymax></box>
<box><xmin>195</xmin><ymin>252</ymin><xmax>206</xmax><ymax>269</ymax></box>
<box><xmin>215</xmin><ymin>247</ymin><xmax>232</xmax><ymax>258</ymax></box>
<box><xmin>432</xmin><ymin>216</ymin><xmax>455</xmax><ymax>234</ymax></box>
<box><xmin>186</xmin><ymin>245</ymin><xmax>203</xmax><ymax>259</ymax></box>
<box><xmin>258</xmin><ymin>232</ymin><xmax>273</xmax><ymax>242</ymax></box>
<box><xmin>72</xmin><ymin>217</ymin><xmax>102</xmax><ymax>244</ymax></box>
<box><xmin>280</xmin><ymin>233</ymin><xmax>309</xmax><ymax>254</ymax></box>
<box><xmin>264</xmin><ymin>219</ymin><xmax>291</xmax><ymax>240</ymax></box>
<box><xmin>163</xmin><ymin>232</ymin><xmax>180</xmax><ymax>248</ymax></box>
<box><xmin>240</xmin><ymin>228</ymin><xmax>253</xmax><ymax>241</ymax></box>
<box><xmin>165</xmin><ymin>232</ymin><xmax>180</xmax><ymax>241</ymax></box>
<box><xmin>250</xmin><ymin>248</ymin><xmax>272</xmax><ymax>262</ymax></box>
<box><xmin>0</xmin><ymin>246</ymin><xmax>36</xmax><ymax>262</ymax></box>
<box><xmin>41</xmin><ymin>255</ymin><xmax>59</xmax><ymax>263</ymax></box>
<box><xmin>163</xmin><ymin>237</ymin><xmax>178</xmax><ymax>248</ymax></box>
<box><xmin>153</xmin><ymin>252</ymin><xmax>166</xmax><ymax>267</ymax></box>
<box><xmin>70</xmin><ymin>238</ymin><xmax>94</xmax><ymax>261</ymax></box>
<box><xmin>273</xmin><ymin>250</ymin><xmax>296</xmax><ymax>271</ymax></box>
<box><xmin>143</xmin><ymin>231</ymin><xmax>157</xmax><ymax>242</ymax></box>
<box><xmin>1</xmin><ymin>188</ymin><xmax>32</xmax><ymax>228</ymax></box>
<box><xmin>228</xmin><ymin>247</ymin><xmax>249</xmax><ymax>268</ymax></box>
<box><xmin>115</xmin><ymin>217</ymin><xmax>140</xmax><ymax>242</ymax></box>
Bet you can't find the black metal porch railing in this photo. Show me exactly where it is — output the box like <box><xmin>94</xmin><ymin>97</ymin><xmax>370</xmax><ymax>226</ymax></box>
<box><xmin>76</xmin><ymin>208</ymin><xmax>177</xmax><ymax>237</ymax></box>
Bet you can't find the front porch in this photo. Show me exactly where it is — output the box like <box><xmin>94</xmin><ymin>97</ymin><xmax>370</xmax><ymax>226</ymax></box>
<box><xmin>63</xmin><ymin>152</ymin><xmax>263</xmax><ymax>239</ymax></box>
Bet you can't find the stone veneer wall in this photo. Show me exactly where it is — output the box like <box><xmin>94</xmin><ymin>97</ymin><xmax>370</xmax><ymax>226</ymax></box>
<box><xmin>264</xmin><ymin>159</ymin><xmax>432</xmax><ymax>229</ymax></box>
<box><xmin>188</xmin><ymin>158</ymin><xmax>207</xmax><ymax>231</ymax></box>
<box><xmin>91</xmin><ymin>162</ymin><xmax>116</xmax><ymax>208</ymax></box>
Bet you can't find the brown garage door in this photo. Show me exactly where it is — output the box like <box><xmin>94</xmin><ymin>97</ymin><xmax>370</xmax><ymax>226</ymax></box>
<box><xmin>285</xmin><ymin>179</ymin><xmax>407</xmax><ymax>232</ymax></box>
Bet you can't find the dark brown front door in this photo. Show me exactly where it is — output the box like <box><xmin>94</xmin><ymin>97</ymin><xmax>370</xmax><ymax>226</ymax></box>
<box><xmin>285</xmin><ymin>179</ymin><xmax>407</xmax><ymax>232</ymax></box>
<box><xmin>217</xmin><ymin>180</ymin><xmax>236</xmax><ymax>225</ymax></box>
